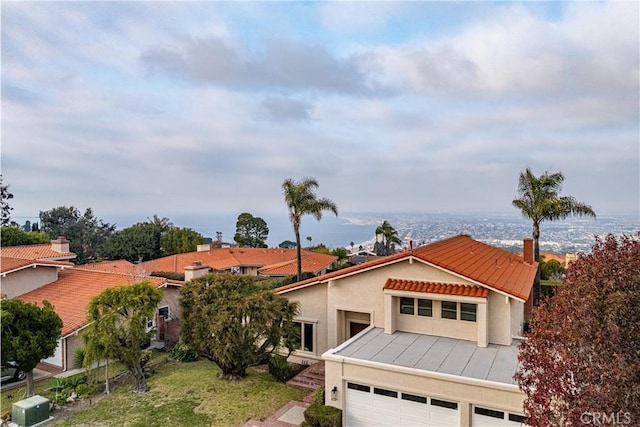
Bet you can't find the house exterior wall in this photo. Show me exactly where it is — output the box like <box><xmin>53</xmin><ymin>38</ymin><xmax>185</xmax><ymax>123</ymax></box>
<box><xmin>65</xmin><ymin>334</ymin><xmax>84</xmax><ymax>371</ymax></box>
<box><xmin>487</xmin><ymin>291</ymin><xmax>513</xmax><ymax>345</ymax></box>
<box><xmin>284</xmin><ymin>283</ymin><xmax>328</xmax><ymax>364</ymax></box>
<box><xmin>2</xmin><ymin>267</ymin><xmax>59</xmax><ymax>298</ymax></box>
<box><xmin>283</xmin><ymin>259</ymin><xmax>500</xmax><ymax>357</ymax></box>
<box><xmin>510</xmin><ymin>299</ymin><xmax>524</xmax><ymax>338</ymax></box>
<box><xmin>324</xmin><ymin>355</ymin><xmax>525</xmax><ymax>426</ymax></box>
<box><xmin>158</xmin><ymin>286</ymin><xmax>182</xmax><ymax>350</ymax></box>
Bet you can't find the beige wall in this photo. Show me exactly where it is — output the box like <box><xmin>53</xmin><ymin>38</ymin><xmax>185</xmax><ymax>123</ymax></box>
<box><xmin>488</xmin><ymin>291</ymin><xmax>513</xmax><ymax>345</ymax></box>
<box><xmin>65</xmin><ymin>334</ymin><xmax>84</xmax><ymax>371</ymax></box>
<box><xmin>324</xmin><ymin>355</ymin><xmax>525</xmax><ymax>426</ymax></box>
<box><xmin>2</xmin><ymin>266</ymin><xmax>59</xmax><ymax>298</ymax></box>
<box><xmin>510</xmin><ymin>299</ymin><xmax>524</xmax><ymax>338</ymax></box>
<box><xmin>285</xmin><ymin>283</ymin><xmax>328</xmax><ymax>364</ymax></box>
<box><xmin>283</xmin><ymin>258</ymin><xmax>525</xmax><ymax>356</ymax></box>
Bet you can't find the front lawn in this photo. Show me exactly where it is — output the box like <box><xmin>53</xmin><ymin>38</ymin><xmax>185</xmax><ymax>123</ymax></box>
<box><xmin>48</xmin><ymin>358</ymin><xmax>307</xmax><ymax>427</ymax></box>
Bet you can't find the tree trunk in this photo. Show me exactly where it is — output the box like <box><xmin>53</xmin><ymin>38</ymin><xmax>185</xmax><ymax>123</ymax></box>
<box><xmin>294</xmin><ymin>223</ymin><xmax>302</xmax><ymax>281</ymax></box>
<box><xmin>26</xmin><ymin>370</ymin><xmax>35</xmax><ymax>397</ymax></box>
<box><xmin>533</xmin><ymin>222</ymin><xmax>541</xmax><ymax>306</ymax></box>
<box><xmin>129</xmin><ymin>363</ymin><xmax>148</xmax><ymax>393</ymax></box>
<box><xmin>105</xmin><ymin>360</ymin><xmax>110</xmax><ymax>394</ymax></box>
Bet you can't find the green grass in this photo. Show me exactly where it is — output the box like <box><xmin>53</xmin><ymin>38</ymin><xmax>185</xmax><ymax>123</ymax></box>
<box><xmin>48</xmin><ymin>359</ymin><xmax>307</xmax><ymax>427</ymax></box>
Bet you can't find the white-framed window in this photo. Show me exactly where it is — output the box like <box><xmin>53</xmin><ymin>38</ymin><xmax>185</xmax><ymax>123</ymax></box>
<box><xmin>399</xmin><ymin>297</ymin><xmax>433</xmax><ymax>317</ymax></box>
<box><xmin>293</xmin><ymin>321</ymin><xmax>314</xmax><ymax>353</ymax></box>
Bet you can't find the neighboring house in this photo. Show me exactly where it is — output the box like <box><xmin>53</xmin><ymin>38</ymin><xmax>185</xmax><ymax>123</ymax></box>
<box><xmin>275</xmin><ymin>235</ymin><xmax>537</xmax><ymax>427</ymax></box>
<box><xmin>141</xmin><ymin>246</ymin><xmax>337</xmax><ymax>278</ymax></box>
<box><xmin>1</xmin><ymin>240</ymin><xmax>183</xmax><ymax>371</ymax></box>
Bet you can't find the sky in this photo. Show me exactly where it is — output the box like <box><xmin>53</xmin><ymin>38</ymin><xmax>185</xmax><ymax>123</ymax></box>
<box><xmin>2</xmin><ymin>1</ymin><xmax>639</xmax><ymax>231</ymax></box>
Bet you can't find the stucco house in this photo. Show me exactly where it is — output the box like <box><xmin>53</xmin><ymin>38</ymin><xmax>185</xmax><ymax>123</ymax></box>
<box><xmin>275</xmin><ymin>235</ymin><xmax>537</xmax><ymax>426</ymax></box>
<box><xmin>1</xmin><ymin>241</ymin><xmax>182</xmax><ymax>372</ymax></box>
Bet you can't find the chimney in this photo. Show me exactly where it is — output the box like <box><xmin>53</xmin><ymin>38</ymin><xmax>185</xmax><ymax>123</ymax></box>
<box><xmin>523</xmin><ymin>238</ymin><xmax>534</xmax><ymax>264</ymax></box>
<box><xmin>197</xmin><ymin>243</ymin><xmax>212</xmax><ymax>252</ymax></box>
<box><xmin>409</xmin><ymin>240</ymin><xmax>413</xmax><ymax>251</ymax></box>
<box><xmin>184</xmin><ymin>261</ymin><xmax>210</xmax><ymax>281</ymax></box>
<box><xmin>51</xmin><ymin>236</ymin><xmax>70</xmax><ymax>253</ymax></box>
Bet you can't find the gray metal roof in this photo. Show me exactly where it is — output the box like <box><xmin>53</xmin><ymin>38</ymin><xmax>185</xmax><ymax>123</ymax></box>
<box><xmin>333</xmin><ymin>328</ymin><xmax>521</xmax><ymax>385</ymax></box>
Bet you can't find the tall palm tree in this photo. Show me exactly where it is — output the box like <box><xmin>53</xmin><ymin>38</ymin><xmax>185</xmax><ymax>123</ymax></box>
<box><xmin>283</xmin><ymin>177</ymin><xmax>338</xmax><ymax>281</ymax></box>
<box><xmin>512</xmin><ymin>168</ymin><xmax>596</xmax><ymax>305</ymax></box>
<box><xmin>375</xmin><ymin>220</ymin><xmax>402</xmax><ymax>255</ymax></box>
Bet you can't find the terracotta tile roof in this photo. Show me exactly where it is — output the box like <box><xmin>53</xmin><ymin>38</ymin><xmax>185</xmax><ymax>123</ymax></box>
<box><xmin>141</xmin><ymin>247</ymin><xmax>335</xmax><ymax>276</ymax></box>
<box><xmin>0</xmin><ymin>257</ymin><xmax>73</xmax><ymax>274</ymax></box>
<box><xmin>383</xmin><ymin>279</ymin><xmax>489</xmax><ymax>298</ymax></box>
<box><xmin>17</xmin><ymin>269</ymin><xmax>168</xmax><ymax>337</ymax></box>
<box><xmin>76</xmin><ymin>260</ymin><xmax>138</xmax><ymax>274</ymax></box>
<box><xmin>0</xmin><ymin>244</ymin><xmax>76</xmax><ymax>261</ymax></box>
<box><xmin>258</xmin><ymin>253</ymin><xmax>337</xmax><ymax>277</ymax></box>
<box><xmin>276</xmin><ymin>235</ymin><xmax>537</xmax><ymax>301</ymax></box>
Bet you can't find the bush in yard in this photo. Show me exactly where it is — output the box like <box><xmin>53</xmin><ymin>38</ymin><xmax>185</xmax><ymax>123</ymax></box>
<box><xmin>302</xmin><ymin>386</ymin><xmax>342</xmax><ymax>427</ymax></box>
<box><xmin>268</xmin><ymin>354</ymin><xmax>296</xmax><ymax>382</ymax></box>
<box><xmin>169</xmin><ymin>342</ymin><xmax>199</xmax><ymax>362</ymax></box>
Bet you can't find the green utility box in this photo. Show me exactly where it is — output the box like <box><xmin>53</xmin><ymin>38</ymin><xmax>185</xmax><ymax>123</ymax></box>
<box><xmin>11</xmin><ymin>395</ymin><xmax>50</xmax><ymax>427</ymax></box>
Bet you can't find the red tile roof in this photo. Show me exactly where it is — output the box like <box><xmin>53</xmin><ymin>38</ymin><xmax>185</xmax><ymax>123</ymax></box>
<box><xmin>76</xmin><ymin>260</ymin><xmax>137</xmax><ymax>274</ymax></box>
<box><xmin>0</xmin><ymin>257</ymin><xmax>73</xmax><ymax>274</ymax></box>
<box><xmin>258</xmin><ymin>253</ymin><xmax>337</xmax><ymax>276</ymax></box>
<box><xmin>276</xmin><ymin>235</ymin><xmax>537</xmax><ymax>301</ymax></box>
<box><xmin>384</xmin><ymin>279</ymin><xmax>489</xmax><ymax>298</ymax></box>
<box><xmin>0</xmin><ymin>244</ymin><xmax>76</xmax><ymax>261</ymax></box>
<box><xmin>17</xmin><ymin>269</ymin><xmax>168</xmax><ymax>336</ymax></box>
<box><xmin>141</xmin><ymin>247</ymin><xmax>336</xmax><ymax>276</ymax></box>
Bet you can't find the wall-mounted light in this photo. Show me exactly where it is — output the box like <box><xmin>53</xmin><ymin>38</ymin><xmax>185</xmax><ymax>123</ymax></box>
<box><xmin>331</xmin><ymin>386</ymin><xmax>338</xmax><ymax>401</ymax></box>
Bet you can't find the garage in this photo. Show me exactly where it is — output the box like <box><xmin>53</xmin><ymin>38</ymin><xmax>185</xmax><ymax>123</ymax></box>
<box><xmin>345</xmin><ymin>382</ymin><xmax>459</xmax><ymax>426</ymax></box>
<box><xmin>472</xmin><ymin>406</ymin><xmax>525</xmax><ymax>426</ymax></box>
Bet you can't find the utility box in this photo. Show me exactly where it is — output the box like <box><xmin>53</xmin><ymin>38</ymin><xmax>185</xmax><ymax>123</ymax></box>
<box><xmin>11</xmin><ymin>395</ymin><xmax>50</xmax><ymax>427</ymax></box>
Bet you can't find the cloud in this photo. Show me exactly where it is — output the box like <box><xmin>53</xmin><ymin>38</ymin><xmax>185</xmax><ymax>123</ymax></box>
<box><xmin>140</xmin><ymin>35</ymin><xmax>390</xmax><ymax>96</ymax></box>
<box><xmin>256</xmin><ymin>96</ymin><xmax>315</xmax><ymax>122</ymax></box>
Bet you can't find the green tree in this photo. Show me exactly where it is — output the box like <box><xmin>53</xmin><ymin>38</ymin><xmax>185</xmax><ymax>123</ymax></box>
<box><xmin>100</xmin><ymin>222</ymin><xmax>162</xmax><ymax>262</ymax></box>
<box><xmin>375</xmin><ymin>220</ymin><xmax>402</xmax><ymax>255</ymax></box>
<box><xmin>0</xmin><ymin>175</ymin><xmax>14</xmax><ymax>226</ymax></box>
<box><xmin>1</xmin><ymin>299</ymin><xmax>62</xmax><ymax>396</ymax></box>
<box><xmin>332</xmin><ymin>247</ymin><xmax>349</xmax><ymax>267</ymax></box>
<box><xmin>540</xmin><ymin>258</ymin><xmax>565</xmax><ymax>281</ymax></box>
<box><xmin>39</xmin><ymin>206</ymin><xmax>115</xmax><ymax>263</ymax></box>
<box><xmin>160</xmin><ymin>227</ymin><xmax>204</xmax><ymax>255</ymax></box>
<box><xmin>516</xmin><ymin>234</ymin><xmax>640</xmax><ymax>426</ymax></box>
<box><xmin>84</xmin><ymin>281</ymin><xmax>163</xmax><ymax>393</ymax></box>
<box><xmin>282</xmin><ymin>177</ymin><xmax>338</xmax><ymax>281</ymax></box>
<box><xmin>180</xmin><ymin>273</ymin><xmax>299</xmax><ymax>380</ymax></box>
<box><xmin>512</xmin><ymin>168</ymin><xmax>596</xmax><ymax>305</ymax></box>
<box><xmin>0</xmin><ymin>227</ymin><xmax>50</xmax><ymax>247</ymax></box>
<box><xmin>233</xmin><ymin>212</ymin><xmax>269</xmax><ymax>248</ymax></box>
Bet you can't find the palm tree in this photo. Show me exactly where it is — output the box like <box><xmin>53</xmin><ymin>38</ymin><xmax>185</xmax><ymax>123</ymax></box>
<box><xmin>282</xmin><ymin>177</ymin><xmax>338</xmax><ymax>281</ymax></box>
<box><xmin>375</xmin><ymin>220</ymin><xmax>402</xmax><ymax>255</ymax></box>
<box><xmin>306</xmin><ymin>236</ymin><xmax>312</xmax><ymax>249</ymax></box>
<box><xmin>512</xmin><ymin>168</ymin><xmax>596</xmax><ymax>305</ymax></box>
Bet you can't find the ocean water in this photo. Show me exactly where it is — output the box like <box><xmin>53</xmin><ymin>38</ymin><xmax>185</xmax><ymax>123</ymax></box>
<box><xmin>106</xmin><ymin>211</ymin><xmax>639</xmax><ymax>253</ymax></box>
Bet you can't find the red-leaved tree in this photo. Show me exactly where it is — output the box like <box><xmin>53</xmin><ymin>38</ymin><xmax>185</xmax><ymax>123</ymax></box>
<box><xmin>516</xmin><ymin>233</ymin><xmax>640</xmax><ymax>426</ymax></box>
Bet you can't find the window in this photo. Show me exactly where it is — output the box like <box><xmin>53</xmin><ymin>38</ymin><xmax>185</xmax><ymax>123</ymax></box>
<box><xmin>347</xmin><ymin>383</ymin><xmax>370</xmax><ymax>392</ymax></box>
<box><xmin>293</xmin><ymin>321</ymin><xmax>314</xmax><ymax>353</ymax></box>
<box><xmin>417</xmin><ymin>299</ymin><xmax>432</xmax><ymax>317</ymax></box>
<box><xmin>374</xmin><ymin>388</ymin><xmax>398</xmax><ymax>398</ymax></box>
<box><xmin>509</xmin><ymin>414</ymin><xmax>526</xmax><ymax>423</ymax></box>
<box><xmin>441</xmin><ymin>301</ymin><xmax>458</xmax><ymax>319</ymax></box>
<box><xmin>158</xmin><ymin>306</ymin><xmax>170</xmax><ymax>320</ymax></box>
<box><xmin>474</xmin><ymin>407</ymin><xmax>505</xmax><ymax>419</ymax></box>
<box><xmin>402</xmin><ymin>393</ymin><xmax>427</xmax><ymax>404</ymax></box>
<box><xmin>400</xmin><ymin>297</ymin><xmax>415</xmax><ymax>315</ymax></box>
<box><xmin>431</xmin><ymin>399</ymin><xmax>458</xmax><ymax>410</ymax></box>
<box><xmin>460</xmin><ymin>303</ymin><xmax>477</xmax><ymax>322</ymax></box>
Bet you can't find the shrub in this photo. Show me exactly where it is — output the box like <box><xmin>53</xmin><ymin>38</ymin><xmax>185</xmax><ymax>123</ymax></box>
<box><xmin>268</xmin><ymin>354</ymin><xmax>296</xmax><ymax>383</ymax></box>
<box><xmin>169</xmin><ymin>342</ymin><xmax>199</xmax><ymax>362</ymax></box>
<box><xmin>302</xmin><ymin>387</ymin><xmax>342</xmax><ymax>427</ymax></box>
<box><xmin>73</xmin><ymin>347</ymin><xmax>86</xmax><ymax>370</ymax></box>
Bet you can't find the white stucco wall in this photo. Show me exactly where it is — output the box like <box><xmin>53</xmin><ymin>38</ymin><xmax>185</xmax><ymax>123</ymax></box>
<box><xmin>2</xmin><ymin>266</ymin><xmax>59</xmax><ymax>298</ymax></box>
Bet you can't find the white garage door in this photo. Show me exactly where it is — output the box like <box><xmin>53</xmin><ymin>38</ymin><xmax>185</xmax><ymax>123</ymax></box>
<box><xmin>473</xmin><ymin>406</ymin><xmax>526</xmax><ymax>426</ymax></box>
<box><xmin>346</xmin><ymin>382</ymin><xmax>459</xmax><ymax>427</ymax></box>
